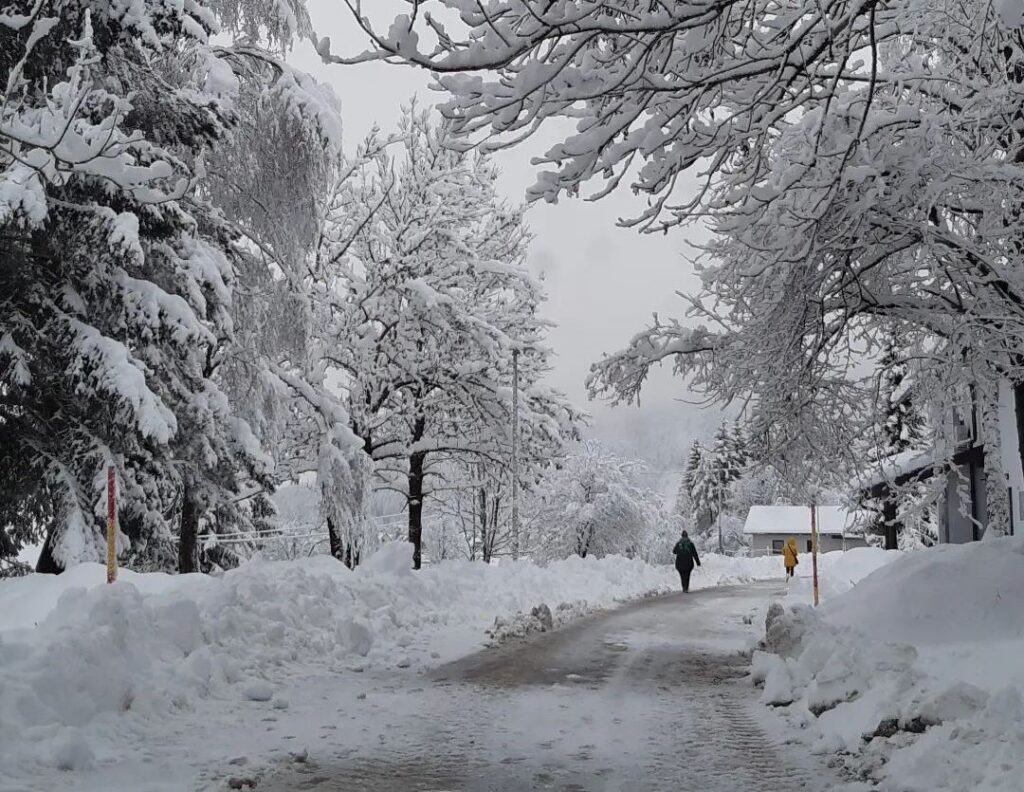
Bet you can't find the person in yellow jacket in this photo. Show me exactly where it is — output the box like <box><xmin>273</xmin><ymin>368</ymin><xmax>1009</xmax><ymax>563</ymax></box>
<box><xmin>783</xmin><ymin>536</ymin><xmax>799</xmax><ymax>578</ymax></box>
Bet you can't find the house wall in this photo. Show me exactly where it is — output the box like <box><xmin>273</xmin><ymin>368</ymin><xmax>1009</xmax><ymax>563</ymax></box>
<box><xmin>747</xmin><ymin>533</ymin><xmax>868</xmax><ymax>555</ymax></box>
<box><xmin>942</xmin><ymin>464</ymin><xmax>986</xmax><ymax>544</ymax></box>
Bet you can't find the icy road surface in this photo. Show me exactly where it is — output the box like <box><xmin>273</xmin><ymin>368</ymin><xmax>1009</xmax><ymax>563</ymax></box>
<box><xmin>254</xmin><ymin>583</ymin><xmax>837</xmax><ymax>792</ymax></box>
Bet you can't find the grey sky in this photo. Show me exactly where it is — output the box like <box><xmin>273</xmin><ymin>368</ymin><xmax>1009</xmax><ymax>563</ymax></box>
<box><xmin>288</xmin><ymin>6</ymin><xmax>727</xmax><ymax>473</ymax></box>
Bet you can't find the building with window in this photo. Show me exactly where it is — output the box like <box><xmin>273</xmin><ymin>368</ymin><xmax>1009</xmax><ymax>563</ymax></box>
<box><xmin>861</xmin><ymin>381</ymin><xmax>1023</xmax><ymax>546</ymax></box>
<box><xmin>742</xmin><ymin>505</ymin><xmax>869</xmax><ymax>555</ymax></box>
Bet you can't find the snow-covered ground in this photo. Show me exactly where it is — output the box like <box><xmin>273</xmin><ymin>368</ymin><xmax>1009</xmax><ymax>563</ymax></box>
<box><xmin>754</xmin><ymin>540</ymin><xmax>1024</xmax><ymax>791</ymax></box>
<box><xmin>0</xmin><ymin>545</ymin><xmax>781</xmax><ymax>790</ymax></box>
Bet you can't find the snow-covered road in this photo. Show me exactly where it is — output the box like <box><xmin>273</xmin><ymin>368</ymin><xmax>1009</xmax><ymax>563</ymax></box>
<box><xmin>253</xmin><ymin>583</ymin><xmax>836</xmax><ymax>792</ymax></box>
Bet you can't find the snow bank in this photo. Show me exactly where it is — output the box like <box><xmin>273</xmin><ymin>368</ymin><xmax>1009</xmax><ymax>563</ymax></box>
<box><xmin>0</xmin><ymin>545</ymin><xmax>779</xmax><ymax>775</ymax></box>
<box><xmin>823</xmin><ymin>541</ymin><xmax>1024</xmax><ymax>644</ymax></box>
<box><xmin>755</xmin><ymin>537</ymin><xmax>1024</xmax><ymax>791</ymax></box>
<box><xmin>784</xmin><ymin>546</ymin><xmax>901</xmax><ymax>603</ymax></box>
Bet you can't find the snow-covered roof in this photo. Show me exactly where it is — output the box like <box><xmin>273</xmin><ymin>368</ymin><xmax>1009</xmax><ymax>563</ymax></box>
<box><xmin>858</xmin><ymin>448</ymin><xmax>934</xmax><ymax>490</ymax></box>
<box><xmin>743</xmin><ymin>505</ymin><xmax>860</xmax><ymax>537</ymax></box>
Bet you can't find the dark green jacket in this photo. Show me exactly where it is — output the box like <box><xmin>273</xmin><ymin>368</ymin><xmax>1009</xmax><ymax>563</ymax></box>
<box><xmin>673</xmin><ymin>538</ymin><xmax>701</xmax><ymax>570</ymax></box>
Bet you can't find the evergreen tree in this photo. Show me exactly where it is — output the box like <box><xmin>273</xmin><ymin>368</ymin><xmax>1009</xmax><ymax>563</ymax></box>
<box><xmin>673</xmin><ymin>441</ymin><xmax>703</xmax><ymax>530</ymax></box>
<box><xmin>711</xmin><ymin>422</ymin><xmax>745</xmax><ymax>502</ymax></box>
<box><xmin>871</xmin><ymin>337</ymin><xmax>936</xmax><ymax>548</ymax></box>
<box><xmin>730</xmin><ymin>421</ymin><xmax>750</xmax><ymax>472</ymax></box>
<box><xmin>688</xmin><ymin>445</ymin><xmax>717</xmax><ymax>536</ymax></box>
<box><xmin>683</xmin><ymin>441</ymin><xmax>702</xmax><ymax>494</ymax></box>
<box><xmin>1</xmin><ymin>0</ymin><xmax>313</xmax><ymax>572</ymax></box>
<box><xmin>879</xmin><ymin>338</ymin><xmax>926</xmax><ymax>456</ymax></box>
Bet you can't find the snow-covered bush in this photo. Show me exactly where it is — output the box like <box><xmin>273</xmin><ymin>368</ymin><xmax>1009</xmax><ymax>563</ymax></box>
<box><xmin>525</xmin><ymin>441</ymin><xmax>666</xmax><ymax>562</ymax></box>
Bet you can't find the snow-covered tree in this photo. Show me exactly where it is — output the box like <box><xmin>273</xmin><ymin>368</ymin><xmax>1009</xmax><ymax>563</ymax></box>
<box><xmin>727</xmin><ymin>466</ymin><xmax>785</xmax><ymax>523</ymax></box>
<box><xmin>673</xmin><ymin>441</ymin><xmax>703</xmax><ymax>534</ymax></box>
<box><xmin>319</xmin><ymin>107</ymin><xmax>581</xmax><ymax>568</ymax></box>
<box><xmin>205</xmin><ymin>61</ymin><xmax>345</xmax><ymax>473</ymax></box>
<box><xmin>860</xmin><ymin>338</ymin><xmax>938</xmax><ymax>549</ymax></box>
<box><xmin>334</xmin><ymin>1</ymin><xmax>1024</xmax><ymax>504</ymax></box>
<box><xmin>0</xmin><ymin>0</ymin><xmax>378</xmax><ymax>574</ymax></box>
<box><xmin>877</xmin><ymin>338</ymin><xmax>927</xmax><ymax>458</ymax></box>
<box><xmin>433</xmin><ymin>459</ymin><xmax>511</xmax><ymax>562</ymax></box>
<box><xmin>0</xmin><ymin>0</ymin><xmax>305</xmax><ymax>573</ymax></box>
<box><xmin>682</xmin><ymin>442</ymin><xmax>702</xmax><ymax>499</ymax></box>
<box><xmin>525</xmin><ymin>441</ymin><xmax>663</xmax><ymax>562</ymax></box>
<box><xmin>200</xmin><ymin>58</ymin><xmax>384</xmax><ymax>571</ymax></box>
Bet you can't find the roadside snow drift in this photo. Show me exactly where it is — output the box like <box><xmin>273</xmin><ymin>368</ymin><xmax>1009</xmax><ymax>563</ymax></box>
<box><xmin>755</xmin><ymin>537</ymin><xmax>1024</xmax><ymax>791</ymax></box>
<box><xmin>0</xmin><ymin>545</ymin><xmax>780</xmax><ymax>777</ymax></box>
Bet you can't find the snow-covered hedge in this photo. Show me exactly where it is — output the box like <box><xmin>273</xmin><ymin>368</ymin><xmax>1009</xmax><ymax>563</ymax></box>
<box><xmin>0</xmin><ymin>545</ymin><xmax>780</xmax><ymax>775</ymax></box>
<box><xmin>754</xmin><ymin>538</ymin><xmax>1024</xmax><ymax>791</ymax></box>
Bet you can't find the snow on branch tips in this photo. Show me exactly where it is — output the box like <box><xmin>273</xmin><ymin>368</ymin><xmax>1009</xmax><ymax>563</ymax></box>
<box><xmin>587</xmin><ymin>320</ymin><xmax>717</xmax><ymax>405</ymax></box>
<box><xmin>336</xmin><ymin>0</ymin><xmax>1024</xmax><ymax>498</ymax></box>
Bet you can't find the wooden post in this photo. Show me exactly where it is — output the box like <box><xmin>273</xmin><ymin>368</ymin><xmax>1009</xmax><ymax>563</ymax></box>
<box><xmin>811</xmin><ymin>501</ymin><xmax>819</xmax><ymax>607</ymax></box>
<box><xmin>106</xmin><ymin>465</ymin><xmax>117</xmax><ymax>584</ymax></box>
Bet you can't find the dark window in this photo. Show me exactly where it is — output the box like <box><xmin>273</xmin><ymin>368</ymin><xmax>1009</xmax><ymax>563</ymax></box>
<box><xmin>771</xmin><ymin>539</ymin><xmax>784</xmax><ymax>554</ymax></box>
<box><xmin>806</xmin><ymin>540</ymin><xmax>813</xmax><ymax>552</ymax></box>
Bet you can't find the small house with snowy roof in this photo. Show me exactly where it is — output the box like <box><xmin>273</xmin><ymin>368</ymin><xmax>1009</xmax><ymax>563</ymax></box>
<box><xmin>743</xmin><ymin>505</ymin><xmax>869</xmax><ymax>556</ymax></box>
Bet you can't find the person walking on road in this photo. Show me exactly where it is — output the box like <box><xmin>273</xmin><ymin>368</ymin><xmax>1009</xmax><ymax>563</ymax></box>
<box><xmin>783</xmin><ymin>536</ymin><xmax>799</xmax><ymax>579</ymax></box>
<box><xmin>672</xmin><ymin>531</ymin><xmax>701</xmax><ymax>593</ymax></box>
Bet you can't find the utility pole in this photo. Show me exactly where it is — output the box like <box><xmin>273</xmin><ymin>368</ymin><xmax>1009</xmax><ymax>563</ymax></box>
<box><xmin>811</xmin><ymin>500</ymin><xmax>820</xmax><ymax>607</ymax></box>
<box><xmin>511</xmin><ymin>347</ymin><xmax>520</xmax><ymax>560</ymax></box>
<box><xmin>717</xmin><ymin>482</ymin><xmax>724</xmax><ymax>554</ymax></box>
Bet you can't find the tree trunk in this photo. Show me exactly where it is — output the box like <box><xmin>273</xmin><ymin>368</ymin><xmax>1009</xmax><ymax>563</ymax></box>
<box><xmin>488</xmin><ymin>495</ymin><xmax>501</xmax><ymax>564</ymax></box>
<box><xmin>408</xmin><ymin>449</ymin><xmax>427</xmax><ymax>570</ymax></box>
<box><xmin>883</xmin><ymin>498</ymin><xmax>899</xmax><ymax>551</ymax></box>
<box><xmin>178</xmin><ymin>482</ymin><xmax>199</xmax><ymax>573</ymax></box>
<box><xmin>326</xmin><ymin>515</ymin><xmax>344</xmax><ymax>562</ymax></box>
<box><xmin>325</xmin><ymin>517</ymin><xmax>361</xmax><ymax>569</ymax></box>
<box><xmin>478</xmin><ymin>486</ymin><xmax>488</xmax><ymax>563</ymax></box>
<box><xmin>35</xmin><ymin>521</ymin><xmax>64</xmax><ymax>574</ymax></box>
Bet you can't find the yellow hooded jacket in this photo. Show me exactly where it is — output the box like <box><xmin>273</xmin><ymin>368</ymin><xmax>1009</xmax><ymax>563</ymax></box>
<box><xmin>783</xmin><ymin>537</ymin><xmax>799</xmax><ymax>569</ymax></box>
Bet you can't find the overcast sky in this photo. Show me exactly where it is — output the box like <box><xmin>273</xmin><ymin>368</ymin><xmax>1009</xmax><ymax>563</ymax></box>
<box><xmin>288</xmin><ymin>6</ymin><xmax>728</xmax><ymax>475</ymax></box>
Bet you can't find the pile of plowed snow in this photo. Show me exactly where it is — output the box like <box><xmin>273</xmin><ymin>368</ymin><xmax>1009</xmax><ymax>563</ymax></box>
<box><xmin>0</xmin><ymin>544</ymin><xmax>779</xmax><ymax>774</ymax></box>
<box><xmin>755</xmin><ymin>537</ymin><xmax>1024</xmax><ymax>792</ymax></box>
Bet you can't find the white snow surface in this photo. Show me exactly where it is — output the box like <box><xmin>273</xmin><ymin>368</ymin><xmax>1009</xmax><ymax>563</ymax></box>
<box><xmin>757</xmin><ymin>538</ymin><xmax>1024</xmax><ymax>791</ymax></box>
<box><xmin>0</xmin><ymin>544</ymin><xmax>780</xmax><ymax>785</ymax></box>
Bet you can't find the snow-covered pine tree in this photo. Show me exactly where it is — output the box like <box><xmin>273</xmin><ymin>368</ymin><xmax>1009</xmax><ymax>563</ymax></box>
<box><xmin>686</xmin><ymin>423</ymin><xmax>744</xmax><ymax>550</ymax></box>
<box><xmin>2</xmin><ymin>2</ymin><xmax>259</xmax><ymax>572</ymax></box>
<box><xmin>712</xmin><ymin>422</ymin><xmax>745</xmax><ymax>502</ymax></box>
<box><xmin>688</xmin><ymin>446</ymin><xmax>717</xmax><ymax>539</ymax></box>
<box><xmin>683</xmin><ymin>441</ymin><xmax>702</xmax><ymax>497</ymax></box>
<box><xmin>867</xmin><ymin>337</ymin><xmax>938</xmax><ymax>549</ymax></box>
<box><xmin>672</xmin><ymin>440</ymin><xmax>703</xmax><ymax>532</ymax></box>
<box><xmin>730</xmin><ymin>421</ymin><xmax>750</xmax><ymax>473</ymax></box>
<box><xmin>878</xmin><ymin>338</ymin><xmax>926</xmax><ymax>456</ymax></box>
<box><xmin>1</xmin><ymin>0</ymin><xmax>321</xmax><ymax>573</ymax></box>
